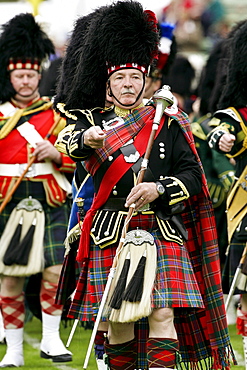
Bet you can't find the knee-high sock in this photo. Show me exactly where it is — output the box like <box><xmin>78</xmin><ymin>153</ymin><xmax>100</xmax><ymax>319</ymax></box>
<box><xmin>147</xmin><ymin>337</ymin><xmax>179</xmax><ymax>368</ymax></box>
<box><xmin>236</xmin><ymin>307</ymin><xmax>247</xmax><ymax>368</ymax></box>
<box><xmin>95</xmin><ymin>331</ymin><xmax>106</xmax><ymax>359</ymax></box>
<box><xmin>40</xmin><ymin>279</ymin><xmax>63</xmax><ymax>316</ymax></box>
<box><xmin>0</xmin><ymin>293</ymin><xmax>25</xmax><ymax>329</ymax></box>
<box><xmin>95</xmin><ymin>331</ymin><xmax>108</xmax><ymax>370</ymax></box>
<box><xmin>104</xmin><ymin>338</ymin><xmax>137</xmax><ymax>370</ymax></box>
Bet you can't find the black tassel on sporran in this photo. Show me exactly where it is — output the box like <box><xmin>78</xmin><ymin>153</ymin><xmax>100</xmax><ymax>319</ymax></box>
<box><xmin>3</xmin><ymin>217</ymin><xmax>36</xmax><ymax>266</ymax></box>
<box><xmin>109</xmin><ymin>252</ymin><xmax>130</xmax><ymax>309</ymax></box>
<box><xmin>123</xmin><ymin>252</ymin><xmax>146</xmax><ymax>302</ymax></box>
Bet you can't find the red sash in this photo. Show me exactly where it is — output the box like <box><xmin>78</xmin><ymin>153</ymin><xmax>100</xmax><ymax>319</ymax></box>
<box><xmin>76</xmin><ymin>112</ymin><xmax>165</xmax><ymax>262</ymax></box>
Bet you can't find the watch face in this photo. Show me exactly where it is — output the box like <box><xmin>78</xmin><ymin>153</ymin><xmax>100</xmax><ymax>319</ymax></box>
<box><xmin>157</xmin><ymin>183</ymin><xmax>165</xmax><ymax>195</ymax></box>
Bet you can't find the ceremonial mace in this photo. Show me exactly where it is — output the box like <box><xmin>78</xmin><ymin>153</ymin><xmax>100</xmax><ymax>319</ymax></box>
<box><xmin>82</xmin><ymin>85</ymin><xmax>174</xmax><ymax>369</ymax></box>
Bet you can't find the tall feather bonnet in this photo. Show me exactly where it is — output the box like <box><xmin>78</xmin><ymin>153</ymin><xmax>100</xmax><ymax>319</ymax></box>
<box><xmin>0</xmin><ymin>13</ymin><xmax>54</xmax><ymax>103</ymax></box>
<box><xmin>55</xmin><ymin>0</ymin><xmax>159</xmax><ymax>112</ymax></box>
<box><xmin>217</xmin><ymin>19</ymin><xmax>247</xmax><ymax>109</ymax></box>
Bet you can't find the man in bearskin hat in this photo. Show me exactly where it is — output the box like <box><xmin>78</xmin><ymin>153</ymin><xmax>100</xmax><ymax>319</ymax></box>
<box><xmin>0</xmin><ymin>13</ymin><xmax>76</xmax><ymax>367</ymax></box>
<box><xmin>55</xmin><ymin>1</ymin><xmax>235</xmax><ymax>369</ymax></box>
<box><xmin>191</xmin><ymin>38</ymin><xmax>236</xmax><ymax>270</ymax></box>
<box><xmin>207</xmin><ymin>19</ymin><xmax>247</xmax><ymax>367</ymax></box>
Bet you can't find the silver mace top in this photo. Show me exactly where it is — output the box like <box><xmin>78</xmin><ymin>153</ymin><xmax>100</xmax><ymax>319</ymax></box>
<box><xmin>153</xmin><ymin>85</ymin><xmax>174</xmax><ymax>125</ymax></box>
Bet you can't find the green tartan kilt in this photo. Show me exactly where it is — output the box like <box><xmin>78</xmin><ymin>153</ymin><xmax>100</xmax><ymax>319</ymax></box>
<box><xmin>0</xmin><ymin>180</ymin><xmax>70</xmax><ymax>268</ymax></box>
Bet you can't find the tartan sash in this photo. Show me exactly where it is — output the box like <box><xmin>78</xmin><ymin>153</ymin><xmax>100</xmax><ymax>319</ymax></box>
<box><xmin>84</xmin><ymin>106</ymin><xmax>155</xmax><ymax>176</ymax></box>
<box><xmin>76</xmin><ymin>106</ymin><xmax>165</xmax><ymax>262</ymax></box>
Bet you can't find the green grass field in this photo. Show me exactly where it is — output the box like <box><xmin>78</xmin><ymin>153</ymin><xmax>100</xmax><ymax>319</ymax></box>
<box><xmin>0</xmin><ymin>318</ymin><xmax>244</xmax><ymax>369</ymax></box>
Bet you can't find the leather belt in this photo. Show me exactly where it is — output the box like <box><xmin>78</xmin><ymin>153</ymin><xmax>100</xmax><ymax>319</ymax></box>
<box><xmin>102</xmin><ymin>198</ymin><xmax>126</xmax><ymax>211</ymax></box>
<box><xmin>102</xmin><ymin>197</ymin><xmax>151</xmax><ymax>212</ymax></box>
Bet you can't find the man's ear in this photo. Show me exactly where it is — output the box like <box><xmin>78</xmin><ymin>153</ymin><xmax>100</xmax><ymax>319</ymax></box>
<box><xmin>106</xmin><ymin>80</ymin><xmax>113</xmax><ymax>97</ymax></box>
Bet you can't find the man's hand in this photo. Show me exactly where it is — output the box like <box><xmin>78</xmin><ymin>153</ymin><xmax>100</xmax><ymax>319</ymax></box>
<box><xmin>219</xmin><ymin>133</ymin><xmax>235</xmax><ymax>152</ymax></box>
<box><xmin>33</xmin><ymin>141</ymin><xmax>62</xmax><ymax>165</ymax></box>
<box><xmin>125</xmin><ymin>182</ymin><xmax>159</xmax><ymax>211</ymax></box>
<box><xmin>83</xmin><ymin>126</ymin><xmax>106</xmax><ymax>149</ymax></box>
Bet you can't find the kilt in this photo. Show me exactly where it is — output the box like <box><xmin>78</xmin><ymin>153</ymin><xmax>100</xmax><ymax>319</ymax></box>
<box><xmin>0</xmin><ymin>180</ymin><xmax>70</xmax><ymax>268</ymax></box>
<box><xmin>68</xmin><ymin>213</ymin><xmax>204</xmax><ymax>321</ymax></box>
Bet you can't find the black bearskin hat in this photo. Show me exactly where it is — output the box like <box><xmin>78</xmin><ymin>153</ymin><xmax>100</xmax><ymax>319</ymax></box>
<box><xmin>197</xmin><ymin>39</ymin><xmax>225</xmax><ymax>115</ymax></box>
<box><xmin>163</xmin><ymin>55</ymin><xmax>195</xmax><ymax>98</ymax></box>
<box><xmin>53</xmin><ymin>9</ymin><xmax>107</xmax><ymax>110</ymax></box>
<box><xmin>56</xmin><ymin>0</ymin><xmax>159</xmax><ymax>111</ymax></box>
<box><xmin>0</xmin><ymin>13</ymin><xmax>54</xmax><ymax>103</ymax></box>
<box><xmin>217</xmin><ymin>19</ymin><xmax>247</xmax><ymax>109</ymax></box>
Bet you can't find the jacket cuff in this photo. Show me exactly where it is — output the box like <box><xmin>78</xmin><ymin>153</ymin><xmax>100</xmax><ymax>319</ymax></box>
<box><xmin>208</xmin><ymin>129</ymin><xmax>227</xmax><ymax>150</ymax></box>
<box><xmin>161</xmin><ymin>176</ymin><xmax>189</xmax><ymax>205</ymax></box>
<box><xmin>53</xmin><ymin>153</ymin><xmax>76</xmax><ymax>173</ymax></box>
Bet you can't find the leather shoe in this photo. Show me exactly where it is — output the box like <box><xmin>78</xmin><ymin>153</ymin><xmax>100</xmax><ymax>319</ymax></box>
<box><xmin>40</xmin><ymin>350</ymin><xmax>72</xmax><ymax>362</ymax></box>
<box><xmin>0</xmin><ymin>365</ymin><xmax>16</xmax><ymax>368</ymax></box>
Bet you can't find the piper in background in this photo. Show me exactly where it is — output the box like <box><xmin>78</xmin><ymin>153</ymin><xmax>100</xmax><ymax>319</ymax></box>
<box><xmin>207</xmin><ymin>19</ymin><xmax>247</xmax><ymax>368</ymax></box>
<box><xmin>0</xmin><ymin>13</ymin><xmax>75</xmax><ymax>367</ymax></box>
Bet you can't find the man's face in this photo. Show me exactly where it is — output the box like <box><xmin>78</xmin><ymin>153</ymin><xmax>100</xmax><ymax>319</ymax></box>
<box><xmin>108</xmin><ymin>68</ymin><xmax>144</xmax><ymax>108</ymax></box>
<box><xmin>10</xmin><ymin>69</ymin><xmax>40</xmax><ymax>101</ymax></box>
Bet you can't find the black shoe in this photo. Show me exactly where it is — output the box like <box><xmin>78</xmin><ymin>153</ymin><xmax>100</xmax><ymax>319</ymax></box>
<box><xmin>40</xmin><ymin>351</ymin><xmax>72</xmax><ymax>363</ymax></box>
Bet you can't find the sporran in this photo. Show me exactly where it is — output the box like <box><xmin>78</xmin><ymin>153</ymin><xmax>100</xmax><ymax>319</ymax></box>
<box><xmin>104</xmin><ymin>229</ymin><xmax>157</xmax><ymax>323</ymax></box>
<box><xmin>0</xmin><ymin>197</ymin><xmax>45</xmax><ymax>276</ymax></box>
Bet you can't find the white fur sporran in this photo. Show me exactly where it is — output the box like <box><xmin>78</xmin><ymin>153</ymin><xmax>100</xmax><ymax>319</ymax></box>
<box><xmin>0</xmin><ymin>197</ymin><xmax>45</xmax><ymax>276</ymax></box>
<box><xmin>105</xmin><ymin>229</ymin><xmax>157</xmax><ymax>323</ymax></box>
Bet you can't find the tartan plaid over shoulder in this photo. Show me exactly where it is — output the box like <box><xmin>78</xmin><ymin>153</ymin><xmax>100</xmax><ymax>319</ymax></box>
<box><xmin>169</xmin><ymin>109</ymin><xmax>236</xmax><ymax>369</ymax></box>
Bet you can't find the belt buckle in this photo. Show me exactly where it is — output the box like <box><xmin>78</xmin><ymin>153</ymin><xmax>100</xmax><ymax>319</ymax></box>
<box><xmin>20</xmin><ymin>163</ymin><xmax>36</xmax><ymax>177</ymax></box>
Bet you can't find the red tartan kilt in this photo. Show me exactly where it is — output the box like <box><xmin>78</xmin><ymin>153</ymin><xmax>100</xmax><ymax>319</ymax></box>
<box><xmin>68</xmin><ymin>213</ymin><xmax>204</xmax><ymax>321</ymax></box>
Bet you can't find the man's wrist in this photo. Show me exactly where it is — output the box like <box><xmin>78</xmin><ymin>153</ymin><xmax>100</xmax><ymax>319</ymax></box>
<box><xmin>156</xmin><ymin>181</ymin><xmax>165</xmax><ymax>196</ymax></box>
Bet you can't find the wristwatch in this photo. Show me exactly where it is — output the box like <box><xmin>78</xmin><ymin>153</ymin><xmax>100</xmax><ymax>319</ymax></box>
<box><xmin>156</xmin><ymin>181</ymin><xmax>165</xmax><ymax>196</ymax></box>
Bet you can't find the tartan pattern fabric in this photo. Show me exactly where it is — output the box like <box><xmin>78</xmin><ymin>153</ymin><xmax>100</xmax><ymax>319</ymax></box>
<box><xmin>40</xmin><ymin>279</ymin><xmax>63</xmax><ymax>316</ymax></box>
<box><xmin>84</xmin><ymin>106</ymin><xmax>156</xmax><ymax>176</ymax></box>
<box><xmin>69</xmin><ymin>214</ymin><xmax>204</xmax><ymax>320</ymax></box>
<box><xmin>77</xmin><ymin>108</ymin><xmax>164</xmax><ymax>262</ymax></box>
<box><xmin>0</xmin><ymin>293</ymin><xmax>25</xmax><ymax>329</ymax></box>
<box><xmin>94</xmin><ymin>331</ymin><xmax>106</xmax><ymax>360</ymax></box>
<box><xmin>147</xmin><ymin>337</ymin><xmax>179</xmax><ymax>368</ymax></box>
<box><xmin>236</xmin><ymin>307</ymin><xmax>247</xmax><ymax>336</ymax></box>
<box><xmin>65</xmin><ymin>107</ymin><xmax>235</xmax><ymax>369</ymax></box>
<box><xmin>0</xmin><ymin>181</ymin><xmax>70</xmax><ymax>268</ymax></box>
<box><xmin>104</xmin><ymin>339</ymin><xmax>137</xmax><ymax>370</ymax></box>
